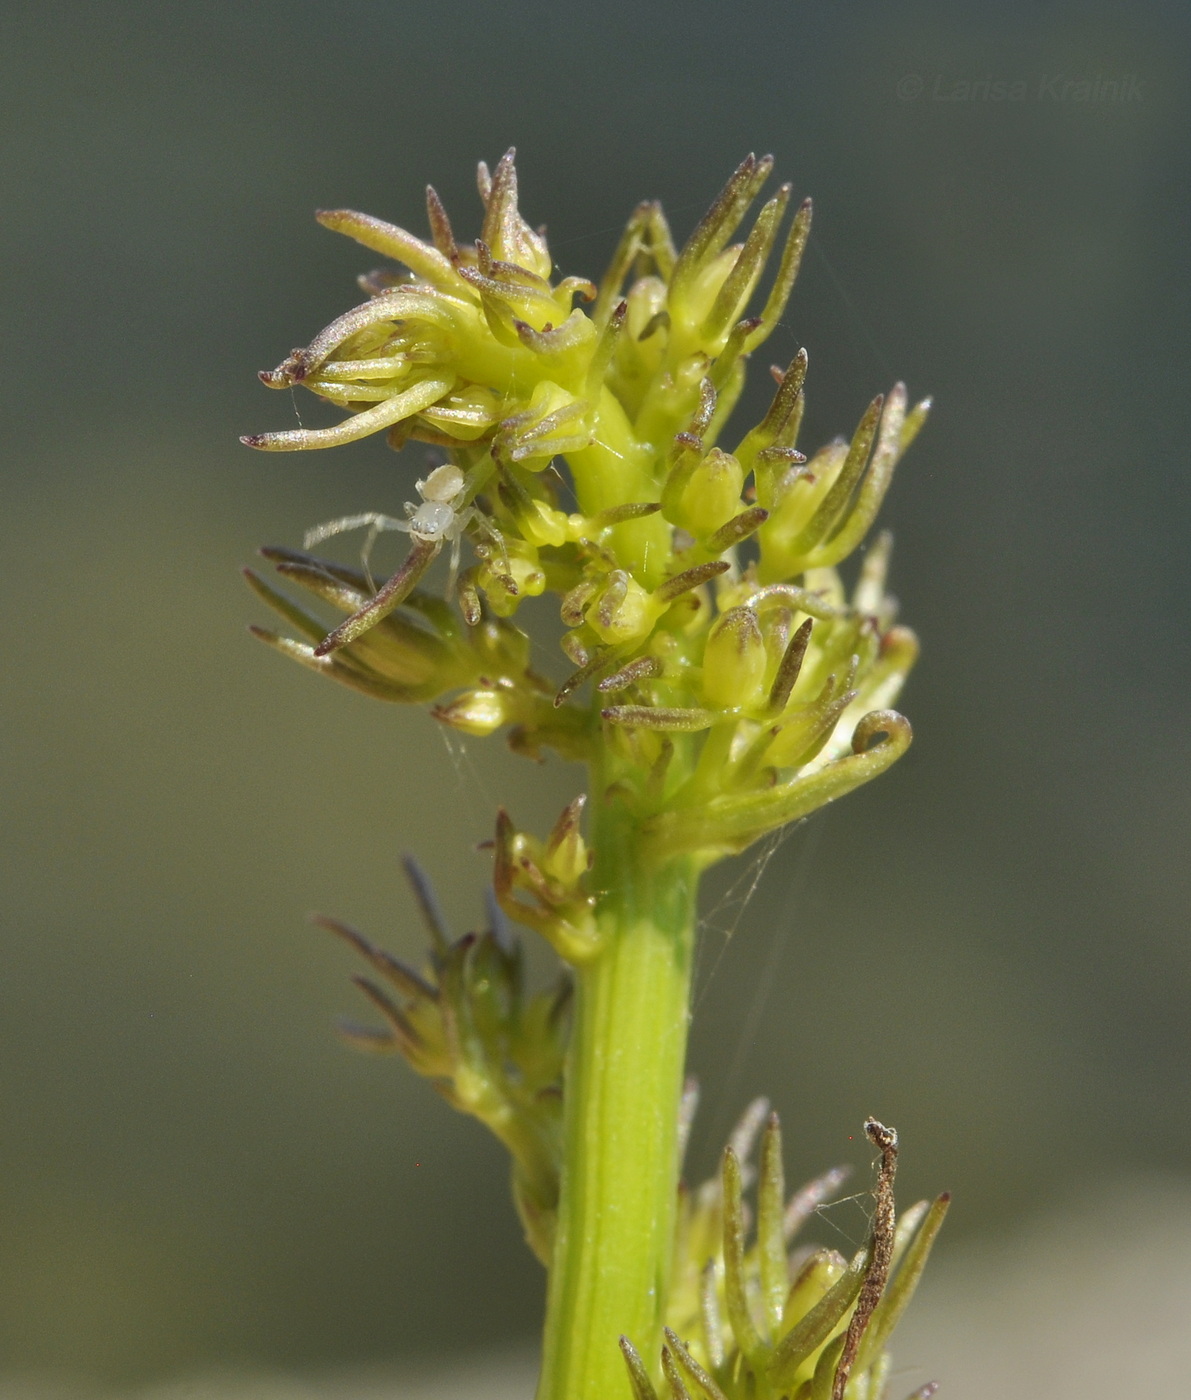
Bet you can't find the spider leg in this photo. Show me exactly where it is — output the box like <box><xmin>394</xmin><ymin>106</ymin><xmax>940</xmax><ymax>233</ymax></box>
<box><xmin>446</xmin><ymin>531</ymin><xmax>463</xmax><ymax>601</ymax></box>
<box><xmin>303</xmin><ymin>512</ymin><xmax>406</xmax><ymax>549</ymax></box>
<box><xmin>472</xmin><ymin>512</ymin><xmax>512</xmax><ymax>578</ymax></box>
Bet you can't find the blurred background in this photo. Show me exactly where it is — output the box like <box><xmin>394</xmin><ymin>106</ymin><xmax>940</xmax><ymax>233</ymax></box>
<box><xmin>1</xmin><ymin>0</ymin><xmax>1188</xmax><ymax>1394</ymax></box>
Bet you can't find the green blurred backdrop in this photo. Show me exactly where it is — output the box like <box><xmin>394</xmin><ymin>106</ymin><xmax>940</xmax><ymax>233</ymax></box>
<box><xmin>1</xmin><ymin>0</ymin><xmax>1188</xmax><ymax>1386</ymax></box>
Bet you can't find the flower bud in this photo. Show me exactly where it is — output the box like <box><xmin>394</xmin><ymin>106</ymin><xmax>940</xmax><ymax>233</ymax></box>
<box><xmin>433</xmin><ymin>688</ymin><xmax>508</xmax><ymax>735</ymax></box>
<box><xmin>586</xmin><ymin>571</ymin><xmax>658</xmax><ymax>645</ymax></box>
<box><xmin>702</xmin><ymin>607</ymin><xmax>767</xmax><ymax>709</ymax></box>
<box><xmin>478</xmin><ymin>552</ymin><xmax>547</xmax><ymax>616</ymax></box>
<box><xmin>542</xmin><ymin>796</ymin><xmax>591</xmax><ymax>887</ymax></box>
<box><xmin>680</xmin><ymin>448</ymin><xmax>745</xmax><ymax>537</ymax></box>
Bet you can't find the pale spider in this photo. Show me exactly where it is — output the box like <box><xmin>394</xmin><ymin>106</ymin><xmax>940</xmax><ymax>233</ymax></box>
<box><xmin>303</xmin><ymin>463</ymin><xmax>503</xmax><ymax>595</ymax></box>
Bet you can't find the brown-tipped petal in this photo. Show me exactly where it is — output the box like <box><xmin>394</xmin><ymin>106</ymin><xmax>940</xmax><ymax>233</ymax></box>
<box><xmin>853</xmin><ymin>529</ymin><xmax>894</xmax><ymax>615</ymax></box>
<box><xmin>671</xmin><ymin>154</ymin><xmax>756</xmax><ymax>290</ymax></box>
<box><xmin>663</xmin><ymin>1330</ymin><xmax>728</xmax><ymax>1400</ymax></box>
<box><xmin>900</xmin><ymin>396</ymin><xmax>932</xmax><ymax>453</ymax></box>
<box><xmin>709</xmin><ymin>315</ymin><xmax>763</xmax><ymax>393</ymax></box>
<box><xmin>728</xmin><ymin>1094</ymin><xmax>771</xmax><ymax>1167</ymax></box>
<box><xmin>602</xmin><ymin>706</ymin><xmax>715</xmax><ymax>733</ymax></box>
<box><xmin>491</xmin><ymin>809</ymin><xmax>517</xmax><ymax>902</ymax></box>
<box><xmin>597</xmin><ymin>656</ymin><xmax>664</xmax><ymax>693</ymax></box>
<box><xmin>655</xmin><ymin>559</ymin><xmax>730</xmax><ymax>603</ymax></box>
<box><xmin>660</xmin><ymin>1347</ymin><xmax>694</xmax><ymax>1400</ymax></box>
<box><xmin>560</xmin><ymin>579</ymin><xmax>599</xmax><ymax>628</ymax></box>
<box><xmin>555</xmin><ymin>648</ymin><xmax>617</xmax><ymax>706</ymax></box>
<box><xmin>853</xmin><ymin>1192</ymin><xmax>950</xmax><ymax>1375</ymax></box>
<box><xmin>769</xmin><ymin>1247</ymin><xmax>869</xmax><ymax>1387</ymax></box>
<box><xmin>312</xmin><ymin>913</ymin><xmax>437</xmax><ymax>1001</ymax></box>
<box><xmin>745</xmin><ymin>582</ymin><xmax>841</xmax><ymax>621</ymax></box>
<box><xmin>313</xmin><ymin>538</ymin><xmax>439</xmax><ymax>654</ymax></box>
<box><xmin>273</xmin><ymin>559</ymin><xmax>369</xmax><ymax>615</ymax></box>
<box><xmin>401</xmin><ymin>854</ymin><xmax>452</xmax><ymax>953</ymax></box>
<box><xmin>258</xmin><ymin>348</ymin><xmax>307</xmax><ymax>388</ymax></box>
<box><xmin>315</xmin><ymin>209</ymin><xmax>460</xmax><ymax>289</ymax></box>
<box><xmin>707</xmin><ymin>505</ymin><xmax>769</xmax><ymax>551</ymax></box>
<box><xmin>596</xmin><ymin>571</ymin><xmax>630</xmax><ymax>631</ymax></box>
<box><xmin>783</xmin><ymin>393</ymin><xmax>883</xmax><ymax>555</ymax></box>
<box><xmin>350</xmin><ymin>975</ymin><xmax>421</xmax><ymax>1046</ymax></box>
<box><xmin>721</xmin><ymin>1146</ymin><xmax>765</xmax><ymax>1363</ymax></box>
<box><xmin>242</xmin><ymin>377</ymin><xmax>454</xmax><ymax>452</ymax></box>
<box><xmin>260</xmin><ymin>545</ymin><xmax>380</xmax><ymax>596</ymax></box>
<box><xmin>424</xmin><ymin>185</ymin><xmax>459</xmax><ymax>261</ymax></box>
<box><xmin>242</xmin><ymin>567</ymin><xmax>329</xmax><ymax>644</ymax></box>
<box><xmin>589</xmin><ymin>501</ymin><xmax>663</xmax><ymax>529</ymax></box>
<box><xmin>619</xmin><ymin>1337</ymin><xmax>659</xmax><ymax>1400</ymax></box>
<box><xmin>700</xmin><ymin>1260</ymin><xmax>726</xmax><ymax>1371</ymax></box>
<box><xmin>745</xmin><ymin>196</ymin><xmax>812</xmax><ymax>353</ymax></box>
<box><xmin>690</xmin><ymin>377</ymin><xmax>718</xmax><ymax>437</ymax></box>
<box><xmin>763</xmin><ymin>347</ymin><xmax>809</xmax><ymax>434</ymax></box>
<box><xmin>515</xmin><ymin>311</ymin><xmax>592</xmax><ymax>357</ymax></box>
<box><xmin>672</xmin><ymin>154</ymin><xmax>773</xmax><ymax>298</ymax></box>
<box><xmin>247</xmin><ymin>628</ymin><xmax>420</xmax><ymax>703</ymax></box>
<box><xmin>481</xmin><ymin>148</ymin><xmax>517</xmax><ymax>251</ymax></box>
<box><xmin>334</xmin><ymin>1019</ymin><xmax>399</xmax><ymax>1054</ymax></box>
<box><xmin>585</xmin><ymin>298</ymin><xmax>627</xmax><ymax>395</ymax></box>
<box><xmin>758</xmin><ymin>1113</ymin><xmax>788</xmax><ymax>1338</ymax></box>
<box><xmin>813</xmin><ymin>388</ymin><xmax>909</xmax><ymax>568</ymax></box>
<box><xmin>660</xmin><ymin>433</ymin><xmax>707</xmax><ymax>521</ymax></box>
<box><xmin>545</xmin><ymin>793</ymin><xmax>587</xmax><ymax>858</ymax></box>
<box><xmin>767</xmin><ymin>617</ymin><xmax>814</xmax><ymax>713</ymax></box>
<box><xmin>702</xmin><ymin>185</ymin><xmax>791</xmax><ymax>341</ymax></box>
<box><xmin>735</xmin><ymin>343</ymin><xmax>809</xmax><ymax>479</ymax></box>
<box><xmin>598</xmin><ymin>201</ymin><xmax>655</xmax><ymax>315</ymax></box>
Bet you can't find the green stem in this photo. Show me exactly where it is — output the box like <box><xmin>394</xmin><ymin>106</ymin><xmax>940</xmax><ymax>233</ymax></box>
<box><xmin>536</xmin><ymin>789</ymin><xmax>699</xmax><ymax>1400</ymax></box>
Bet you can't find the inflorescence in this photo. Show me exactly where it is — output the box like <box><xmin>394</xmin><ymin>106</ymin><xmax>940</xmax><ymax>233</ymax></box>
<box><xmin>245</xmin><ymin>150</ymin><xmax>928</xmax><ymax>872</ymax></box>
<box><xmin>244</xmin><ymin>151</ymin><xmax>940</xmax><ymax>1400</ymax></box>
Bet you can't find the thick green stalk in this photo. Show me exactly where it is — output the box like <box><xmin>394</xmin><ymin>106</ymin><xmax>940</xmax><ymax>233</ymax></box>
<box><xmin>536</xmin><ymin>788</ymin><xmax>699</xmax><ymax>1400</ymax></box>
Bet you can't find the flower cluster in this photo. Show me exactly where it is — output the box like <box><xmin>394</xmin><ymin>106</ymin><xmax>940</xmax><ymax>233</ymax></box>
<box><xmin>316</xmin><ymin>870</ymin><xmax>946</xmax><ymax>1400</ymax></box>
<box><xmin>651</xmin><ymin>1103</ymin><xmax>948</xmax><ymax>1400</ymax></box>
<box><xmin>247</xmin><ymin>153</ymin><xmax>940</xmax><ymax>1400</ymax></box>
<box><xmin>246</xmin><ymin>151</ymin><xmax>928</xmax><ymax>870</ymax></box>
<box><xmin>315</xmin><ymin>858</ymin><xmax>569</xmax><ymax>1267</ymax></box>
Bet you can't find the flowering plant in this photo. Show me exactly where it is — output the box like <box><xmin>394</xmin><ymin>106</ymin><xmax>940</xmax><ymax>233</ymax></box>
<box><xmin>244</xmin><ymin>151</ymin><xmax>944</xmax><ymax>1400</ymax></box>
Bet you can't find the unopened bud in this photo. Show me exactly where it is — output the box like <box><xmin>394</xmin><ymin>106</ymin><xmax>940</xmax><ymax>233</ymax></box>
<box><xmin>680</xmin><ymin>448</ymin><xmax>744</xmax><ymax>537</ymax></box>
<box><xmin>544</xmin><ymin>796</ymin><xmax>590</xmax><ymax>887</ymax></box>
<box><xmin>433</xmin><ymin>688</ymin><xmax>508</xmax><ymax>735</ymax></box>
<box><xmin>702</xmin><ymin>607</ymin><xmax>767</xmax><ymax>709</ymax></box>
<box><xmin>587</xmin><ymin>572</ymin><xmax>658</xmax><ymax>645</ymax></box>
<box><xmin>478</xmin><ymin>553</ymin><xmax>546</xmax><ymax>616</ymax></box>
